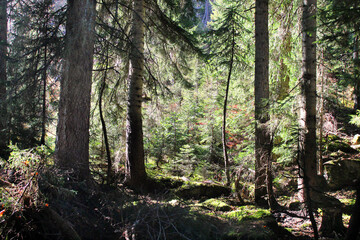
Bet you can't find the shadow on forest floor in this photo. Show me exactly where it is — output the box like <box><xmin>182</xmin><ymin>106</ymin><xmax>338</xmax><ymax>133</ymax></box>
<box><xmin>0</xmin><ymin>169</ymin><xmax>298</xmax><ymax>240</ymax></box>
<box><xmin>1</xmin><ymin>101</ymin><xmax>359</xmax><ymax>240</ymax></box>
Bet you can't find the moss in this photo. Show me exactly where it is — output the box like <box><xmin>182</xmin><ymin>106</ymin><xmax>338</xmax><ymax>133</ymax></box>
<box><xmin>327</xmin><ymin>141</ymin><xmax>358</xmax><ymax>154</ymax></box>
<box><xmin>340</xmin><ymin>198</ymin><xmax>356</xmax><ymax>206</ymax></box>
<box><xmin>222</xmin><ymin>218</ymin><xmax>276</xmax><ymax>240</ymax></box>
<box><xmin>175</xmin><ymin>181</ymin><xmax>231</xmax><ymax>199</ymax></box>
<box><xmin>222</xmin><ymin>230</ymin><xmax>274</xmax><ymax>240</ymax></box>
<box><xmin>222</xmin><ymin>205</ymin><xmax>271</xmax><ymax>222</ymax></box>
<box><xmin>203</xmin><ymin>198</ymin><xmax>232</xmax><ymax>211</ymax></box>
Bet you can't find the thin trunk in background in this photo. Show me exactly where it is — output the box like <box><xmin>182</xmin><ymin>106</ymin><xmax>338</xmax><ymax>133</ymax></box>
<box><xmin>222</xmin><ymin>25</ymin><xmax>235</xmax><ymax>187</ymax></box>
<box><xmin>99</xmin><ymin>46</ymin><xmax>112</xmax><ymax>184</ymax></box>
<box><xmin>40</xmin><ymin>44</ymin><xmax>47</xmax><ymax>146</ymax></box>
<box><xmin>353</xmin><ymin>36</ymin><xmax>360</xmax><ymax>110</ymax></box>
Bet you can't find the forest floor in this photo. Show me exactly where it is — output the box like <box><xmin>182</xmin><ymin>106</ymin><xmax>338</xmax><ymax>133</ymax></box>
<box><xmin>0</xmin><ymin>167</ymin><xmax>357</xmax><ymax>240</ymax></box>
<box><xmin>0</xmin><ymin>102</ymin><xmax>359</xmax><ymax>239</ymax></box>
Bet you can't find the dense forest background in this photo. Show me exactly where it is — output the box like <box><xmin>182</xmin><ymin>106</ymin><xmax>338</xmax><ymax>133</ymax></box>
<box><xmin>1</xmin><ymin>0</ymin><xmax>360</xmax><ymax>239</ymax></box>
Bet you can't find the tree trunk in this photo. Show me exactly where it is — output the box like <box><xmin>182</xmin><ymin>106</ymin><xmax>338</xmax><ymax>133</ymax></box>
<box><xmin>125</xmin><ymin>0</ymin><xmax>147</xmax><ymax>188</ymax></box>
<box><xmin>222</xmin><ymin>26</ymin><xmax>235</xmax><ymax>187</ymax></box>
<box><xmin>298</xmin><ymin>0</ymin><xmax>318</xmax><ymax>202</ymax></box>
<box><xmin>40</xmin><ymin>44</ymin><xmax>47</xmax><ymax>146</ymax></box>
<box><xmin>345</xmin><ymin>184</ymin><xmax>360</xmax><ymax>240</ymax></box>
<box><xmin>299</xmin><ymin>0</ymin><xmax>319</xmax><ymax>238</ymax></box>
<box><xmin>0</xmin><ymin>0</ymin><xmax>8</xmax><ymax>159</ymax></box>
<box><xmin>353</xmin><ymin>37</ymin><xmax>360</xmax><ymax>111</ymax></box>
<box><xmin>99</xmin><ymin>47</ymin><xmax>112</xmax><ymax>184</ymax></box>
<box><xmin>55</xmin><ymin>0</ymin><xmax>96</xmax><ymax>181</ymax></box>
<box><xmin>255</xmin><ymin>0</ymin><xmax>271</xmax><ymax>207</ymax></box>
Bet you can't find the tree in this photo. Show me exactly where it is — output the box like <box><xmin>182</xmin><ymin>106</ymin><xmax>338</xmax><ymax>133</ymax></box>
<box><xmin>0</xmin><ymin>0</ymin><xmax>7</xmax><ymax>159</ymax></box>
<box><xmin>254</xmin><ymin>0</ymin><xmax>271</xmax><ymax>207</ymax></box>
<box><xmin>6</xmin><ymin>0</ymin><xmax>64</xmax><ymax>150</ymax></box>
<box><xmin>221</xmin><ymin>25</ymin><xmax>234</xmax><ymax>187</ymax></box>
<box><xmin>319</xmin><ymin>0</ymin><xmax>360</xmax><ymax>110</ymax></box>
<box><xmin>298</xmin><ymin>0</ymin><xmax>319</xmax><ymax>238</ymax></box>
<box><xmin>55</xmin><ymin>0</ymin><xmax>96</xmax><ymax>180</ymax></box>
<box><xmin>298</xmin><ymin>0</ymin><xmax>317</xmax><ymax>201</ymax></box>
<box><xmin>125</xmin><ymin>0</ymin><xmax>147</xmax><ymax>187</ymax></box>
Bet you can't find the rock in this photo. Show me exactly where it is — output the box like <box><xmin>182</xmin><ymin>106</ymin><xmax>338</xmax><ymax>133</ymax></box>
<box><xmin>324</xmin><ymin>159</ymin><xmax>360</xmax><ymax>189</ymax></box>
<box><xmin>203</xmin><ymin>198</ymin><xmax>232</xmax><ymax>211</ymax></box>
<box><xmin>175</xmin><ymin>182</ymin><xmax>231</xmax><ymax>199</ymax></box>
<box><xmin>327</xmin><ymin>141</ymin><xmax>358</xmax><ymax>154</ymax></box>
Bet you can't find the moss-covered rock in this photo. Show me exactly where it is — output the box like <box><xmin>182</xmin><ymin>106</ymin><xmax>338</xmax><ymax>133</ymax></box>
<box><xmin>327</xmin><ymin>140</ymin><xmax>358</xmax><ymax>154</ymax></box>
<box><xmin>203</xmin><ymin>198</ymin><xmax>232</xmax><ymax>211</ymax></box>
<box><xmin>175</xmin><ymin>181</ymin><xmax>231</xmax><ymax>199</ymax></box>
<box><xmin>222</xmin><ymin>205</ymin><xmax>271</xmax><ymax>222</ymax></box>
<box><xmin>324</xmin><ymin>159</ymin><xmax>360</xmax><ymax>189</ymax></box>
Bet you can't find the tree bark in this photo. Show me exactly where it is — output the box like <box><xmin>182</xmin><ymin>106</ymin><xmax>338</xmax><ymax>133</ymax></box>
<box><xmin>255</xmin><ymin>0</ymin><xmax>271</xmax><ymax>207</ymax></box>
<box><xmin>99</xmin><ymin>47</ymin><xmax>112</xmax><ymax>184</ymax></box>
<box><xmin>55</xmin><ymin>0</ymin><xmax>96</xmax><ymax>180</ymax></box>
<box><xmin>298</xmin><ymin>0</ymin><xmax>319</xmax><ymax>238</ymax></box>
<box><xmin>125</xmin><ymin>0</ymin><xmax>147</xmax><ymax>188</ymax></box>
<box><xmin>40</xmin><ymin>44</ymin><xmax>47</xmax><ymax>146</ymax></box>
<box><xmin>353</xmin><ymin>37</ymin><xmax>360</xmax><ymax>111</ymax></box>
<box><xmin>0</xmin><ymin>0</ymin><xmax>8</xmax><ymax>159</ymax></box>
<box><xmin>345</xmin><ymin>184</ymin><xmax>360</xmax><ymax>240</ymax></box>
<box><xmin>298</xmin><ymin>0</ymin><xmax>318</xmax><ymax>202</ymax></box>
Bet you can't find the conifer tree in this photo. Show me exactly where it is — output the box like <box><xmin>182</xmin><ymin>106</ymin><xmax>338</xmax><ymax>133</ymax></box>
<box><xmin>125</xmin><ymin>0</ymin><xmax>147</xmax><ymax>187</ymax></box>
<box><xmin>298</xmin><ymin>0</ymin><xmax>317</xmax><ymax>202</ymax></box>
<box><xmin>55</xmin><ymin>0</ymin><xmax>96</xmax><ymax>180</ymax></box>
<box><xmin>6</xmin><ymin>0</ymin><xmax>64</xmax><ymax>150</ymax></box>
<box><xmin>254</xmin><ymin>0</ymin><xmax>270</xmax><ymax>207</ymax></box>
<box><xmin>0</xmin><ymin>0</ymin><xmax>7</xmax><ymax>159</ymax></box>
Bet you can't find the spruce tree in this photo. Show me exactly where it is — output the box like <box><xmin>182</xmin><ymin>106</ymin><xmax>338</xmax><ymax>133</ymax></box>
<box><xmin>0</xmin><ymin>0</ymin><xmax>7</xmax><ymax>159</ymax></box>
<box><xmin>55</xmin><ymin>0</ymin><xmax>96</xmax><ymax>180</ymax></box>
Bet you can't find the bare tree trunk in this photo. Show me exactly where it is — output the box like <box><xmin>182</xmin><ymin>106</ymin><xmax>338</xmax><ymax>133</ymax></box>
<box><xmin>125</xmin><ymin>0</ymin><xmax>147</xmax><ymax>188</ymax></box>
<box><xmin>345</xmin><ymin>183</ymin><xmax>360</xmax><ymax>240</ymax></box>
<box><xmin>99</xmin><ymin>46</ymin><xmax>112</xmax><ymax>184</ymax></box>
<box><xmin>266</xmin><ymin>138</ymin><xmax>280</xmax><ymax>210</ymax></box>
<box><xmin>0</xmin><ymin>0</ymin><xmax>8</xmax><ymax>159</ymax></box>
<box><xmin>318</xmin><ymin>50</ymin><xmax>325</xmax><ymax>175</ymax></box>
<box><xmin>298</xmin><ymin>0</ymin><xmax>319</xmax><ymax>238</ymax></box>
<box><xmin>255</xmin><ymin>0</ymin><xmax>271</xmax><ymax>207</ymax></box>
<box><xmin>40</xmin><ymin>44</ymin><xmax>47</xmax><ymax>146</ymax></box>
<box><xmin>353</xmin><ymin>37</ymin><xmax>360</xmax><ymax>111</ymax></box>
<box><xmin>298</xmin><ymin>0</ymin><xmax>318</xmax><ymax>202</ymax></box>
<box><xmin>55</xmin><ymin>0</ymin><xmax>96</xmax><ymax>180</ymax></box>
<box><xmin>222</xmin><ymin>26</ymin><xmax>235</xmax><ymax>187</ymax></box>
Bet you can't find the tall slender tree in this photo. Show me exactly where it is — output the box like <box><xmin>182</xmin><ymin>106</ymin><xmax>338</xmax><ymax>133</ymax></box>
<box><xmin>254</xmin><ymin>0</ymin><xmax>270</xmax><ymax>207</ymax></box>
<box><xmin>55</xmin><ymin>0</ymin><xmax>96</xmax><ymax>180</ymax></box>
<box><xmin>298</xmin><ymin>0</ymin><xmax>319</xmax><ymax>238</ymax></box>
<box><xmin>298</xmin><ymin>0</ymin><xmax>317</xmax><ymax>201</ymax></box>
<box><xmin>125</xmin><ymin>0</ymin><xmax>147</xmax><ymax>187</ymax></box>
<box><xmin>0</xmin><ymin>0</ymin><xmax>7</xmax><ymax>159</ymax></box>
